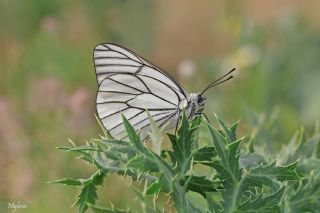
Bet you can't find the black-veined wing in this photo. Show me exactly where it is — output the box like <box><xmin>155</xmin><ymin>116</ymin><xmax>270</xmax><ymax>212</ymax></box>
<box><xmin>93</xmin><ymin>43</ymin><xmax>189</xmax><ymax>140</ymax></box>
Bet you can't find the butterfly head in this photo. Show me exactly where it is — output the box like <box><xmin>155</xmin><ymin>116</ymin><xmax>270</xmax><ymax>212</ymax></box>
<box><xmin>196</xmin><ymin>93</ymin><xmax>206</xmax><ymax>111</ymax></box>
<box><xmin>189</xmin><ymin>93</ymin><xmax>206</xmax><ymax>114</ymax></box>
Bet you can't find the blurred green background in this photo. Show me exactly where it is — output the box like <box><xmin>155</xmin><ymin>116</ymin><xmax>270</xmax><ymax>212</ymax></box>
<box><xmin>1</xmin><ymin>0</ymin><xmax>320</xmax><ymax>212</ymax></box>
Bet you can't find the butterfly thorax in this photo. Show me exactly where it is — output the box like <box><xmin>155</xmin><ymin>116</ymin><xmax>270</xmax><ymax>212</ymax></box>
<box><xmin>182</xmin><ymin>93</ymin><xmax>206</xmax><ymax>119</ymax></box>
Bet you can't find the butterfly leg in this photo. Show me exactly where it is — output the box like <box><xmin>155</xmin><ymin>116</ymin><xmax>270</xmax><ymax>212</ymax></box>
<box><xmin>196</xmin><ymin>112</ymin><xmax>211</xmax><ymax>124</ymax></box>
<box><xmin>174</xmin><ymin>110</ymin><xmax>181</xmax><ymax>135</ymax></box>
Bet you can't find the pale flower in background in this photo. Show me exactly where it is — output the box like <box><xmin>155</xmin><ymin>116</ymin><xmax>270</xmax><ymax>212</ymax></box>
<box><xmin>0</xmin><ymin>99</ymin><xmax>30</xmax><ymax>154</ymax></box>
<box><xmin>41</xmin><ymin>16</ymin><xmax>58</xmax><ymax>33</ymax></box>
<box><xmin>27</xmin><ymin>76</ymin><xmax>93</xmax><ymax>134</ymax></box>
<box><xmin>9</xmin><ymin>160</ymin><xmax>34</xmax><ymax>198</ymax></box>
<box><xmin>27</xmin><ymin>76</ymin><xmax>66</xmax><ymax>113</ymax></box>
<box><xmin>0</xmin><ymin>98</ymin><xmax>33</xmax><ymax>199</ymax></box>
<box><xmin>177</xmin><ymin>59</ymin><xmax>195</xmax><ymax>80</ymax></box>
<box><xmin>67</xmin><ymin>88</ymin><xmax>93</xmax><ymax>134</ymax></box>
<box><xmin>221</xmin><ymin>44</ymin><xmax>260</xmax><ymax>74</ymax></box>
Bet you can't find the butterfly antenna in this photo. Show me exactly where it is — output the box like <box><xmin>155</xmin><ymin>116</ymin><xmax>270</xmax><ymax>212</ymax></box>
<box><xmin>200</xmin><ymin>68</ymin><xmax>236</xmax><ymax>95</ymax></box>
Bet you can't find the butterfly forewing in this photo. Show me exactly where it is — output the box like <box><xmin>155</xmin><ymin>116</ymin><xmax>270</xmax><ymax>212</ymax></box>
<box><xmin>94</xmin><ymin>43</ymin><xmax>189</xmax><ymax>140</ymax></box>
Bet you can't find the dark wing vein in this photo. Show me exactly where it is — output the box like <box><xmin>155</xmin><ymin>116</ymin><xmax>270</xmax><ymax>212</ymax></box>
<box><xmin>136</xmin><ymin>74</ymin><xmax>178</xmax><ymax>106</ymax></box>
<box><xmin>135</xmin><ymin>74</ymin><xmax>151</xmax><ymax>93</ymax></box>
<box><xmin>106</xmin><ymin>77</ymin><xmax>145</xmax><ymax>93</ymax></box>
<box><xmin>118</xmin><ymin>110</ymin><xmax>177</xmax><ymax>140</ymax></box>
<box><xmin>120</xmin><ymin>45</ymin><xmax>189</xmax><ymax>98</ymax></box>
<box><xmin>129</xmin><ymin>106</ymin><xmax>177</xmax><ymax>111</ymax></box>
<box><xmin>97</xmin><ymin>99</ymin><xmax>135</xmax><ymax>105</ymax></box>
<box><xmin>99</xmin><ymin>106</ymin><xmax>130</xmax><ymax>120</ymax></box>
<box><xmin>103</xmin><ymin>44</ymin><xmax>144</xmax><ymax>64</ymax></box>
<box><xmin>109</xmin><ymin>110</ymin><xmax>145</xmax><ymax>131</ymax></box>
<box><xmin>95</xmin><ymin>64</ymin><xmax>140</xmax><ymax>68</ymax></box>
<box><xmin>98</xmin><ymin>90</ymin><xmax>141</xmax><ymax>95</ymax></box>
<box><xmin>102</xmin><ymin>73</ymin><xmax>178</xmax><ymax>107</ymax></box>
<box><xmin>115</xmin><ymin>110</ymin><xmax>175</xmax><ymax>134</ymax></box>
<box><xmin>94</xmin><ymin>43</ymin><xmax>189</xmax><ymax>99</ymax></box>
<box><xmin>138</xmin><ymin>73</ymin><xmax>182</xmax><ymax>102</ymax></box>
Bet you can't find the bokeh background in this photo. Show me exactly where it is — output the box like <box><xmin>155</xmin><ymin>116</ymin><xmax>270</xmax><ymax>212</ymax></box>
<box><xmin>1</xmin><ymin>0</ymin><xmax>320</xmax><ymax>212</ymax></box>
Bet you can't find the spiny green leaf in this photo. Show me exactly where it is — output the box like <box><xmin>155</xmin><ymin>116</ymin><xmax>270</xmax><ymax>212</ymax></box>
<box><xmin>122</xmin><ymin>115</ymin><xmax>144</xmax><ymax>150</ymax></box>
<box><xmin>94</xmin><ymin>156</ymin><xmax>157</xmax><ymax>182</ymax></box>
<box><xmin>147</xmin><ymin>110</ymin><xmax>165</xmax><ymax>155</ymax></box>
<box><xmin>249</xmin><ymin>161</ymin><xmax>301</xmax><ymax>182</ymax></box>
<box><xmin>74</xmin><ymin>183</ymin><xmax>98</xmax><ymax>213</ymax></box>
<box><xmin>227</xmin><ymin>140</ymin><xmax>241</xmax><ymax>179</ymax></box>
<box><xmin>48</xmin><ymin>178</ymin><xmax>83</xmax><ymax>186</ymax></box>
<box><xmin>190</xmin><ymin>116</ymin><xmax>203</xmax><ymax>147</ymax></box>
<box><xmin>238</xmin><ymin>187</ymin><xmax>285</xmax><ymax>212</ymax></box>
<box><xmin>56</xmin><ymin>114</ymin><xmax>307</xmax><ymax>213</ymax></box>
<box><xmin>126</xmin><ymin>155</ymin><xmax>159</xmax><ymax>172</ymax></box>
<box><xmin>298</xmin><ymin>158</ymin><xmax>320</xmax><ymax>175</ymax></box>
<box><xmin>49</xmin><ymin>171</ymin><xmax>105</xmax><ymax>187</ymax></box>
<box><xmin>57</xmin><ymin>144</ymin><xmax>96</xmax><ymax>164</ymax></box>
<box><xmin>169</xmin><ymin>112</ymin><xmax>202</xmax><ymax>176</ymax></box>
<box><xmin>94</xmin><ymin>113</ymin><xmax>114</xmax><ymax>139</ymax></box>
<box><xmin>132</xmin><ymin>188</ymin><xmax>163</xmax><ymax>213</ymax></box>
<box><xmin>146</xmin><ymin>181</ymin><xmax>161</xmax><ymax>195</ymax></box>
<box><xmin>208</xmin><ymin>124</ymin><xmax>228</xmax><ymax>163</ymax></box>
<box><xmin>205</xmin><ymin>117</ymin><xmax>298</xmax><ymax>213</ymax></box>
<box><xmin>278</xmin><ymin>129</ymin><xmax>320</xmax><ymax>176</ymax></box>
<box><xmin>161</xmin><ymin>149</ymin><xmax>176</xmax><ymax>165</ymax></box>
<box><xmin>57</xmin><ymin>145</ymin><xmax>95</xmax><ymax>154</ymax></box>
<box><xmin>229</xmin><ymin>122</ymin><xmax>239</xmax><ymax>142</ymax></box>
<box><xmin>240</xmin><ymin>153</ymin><xmax>266</xmax><ymax>169</ymax></box>
<box><xmin>239</xmin><ymin>161</ymin><xmax>300</xmax><ymax>202</ymax></box>
<box><xmin>180</xmin><ymin>176</ymin><xmax>222</xmax><ymax>198</ymax></box>
<box><xmin>208</xmin><ymin>124</ymin><xmax>242</xmax><ymax>180</ymax></box>
<box><xmin>278</xmin><ymin>129</ymin><xmax>310</xmax><ymax>164</ymax></box>
<box><xmin>193</xmin><ymin>146</ymin><xmax>217</xmax><ymax>163</ymax></box>
<box><xmin>146</xmin><ymin>174</ymin><xmax>172</xmax><ymax>196</ymax></box>
<box><xmin>100</xmin><ymin>115</ymin><xmax>197</xmax><ymax>212</ymax></box>
<box><xmin>63</xmin><ymin>171</ymin><xmax>106</xmax><ymax>213</ymax></box>
<box><xmin>206</xmin><ymin>192</ymin><xmax>223</xmax><ymax>212</ymax></box>
<box><xmin>91</xmin><ymin>171</ymin><xmax>106</xmax><ymax>185</ymax></box>
<box><xmin>286</xmin><ymin>173</ymin><xmax>320</xmax><ymax>212</ymax></box>
<box><xmin>97</xmin><ymin>139</ymin><xmax>130</xmax><ymax>147</ymax></box>
<box><xmin>69</xmin><ymin>146</ymin><xmax>101</xmax><ymax>151</ymax></box>
<box><xmin>191</xmin><ymin>115</ymin><xmax>203</xmax><ymax>128</ymax></box>
<box><xmin>214</xmin><ymin>114</ymin><xmax>238</xmax><ymax>143</ymax></box>
<box><xmin>208</xmin><ymin>122</ymin><xmax>242</xmax><ymax>212</ymax></box>
<box><xmin>175</xmin><ymin>113</ymin><xmax>193</xmax><ymax>158</ymax></box>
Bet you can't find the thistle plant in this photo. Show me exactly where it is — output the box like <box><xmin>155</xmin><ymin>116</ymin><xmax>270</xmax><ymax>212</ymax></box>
<box><xmin>51</xmin><ymin>113</ymin><xmax>320</xmax><ymax>213</ymax></box>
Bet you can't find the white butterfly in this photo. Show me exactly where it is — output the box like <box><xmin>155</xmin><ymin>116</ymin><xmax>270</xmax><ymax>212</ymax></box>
<box><xmin>93</xmin><ymin>43</ymin><xmax>235</xmax><ymax>141</ymax></box>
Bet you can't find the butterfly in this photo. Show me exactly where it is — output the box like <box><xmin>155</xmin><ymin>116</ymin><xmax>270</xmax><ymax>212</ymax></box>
<box><xmin>93</xmin><ymin>43</ymin><xmax>235</xmax><ymax>141</ymax></box>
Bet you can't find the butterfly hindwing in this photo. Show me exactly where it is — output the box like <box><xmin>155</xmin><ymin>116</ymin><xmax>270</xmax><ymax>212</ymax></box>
<box><xmin>97</xmin><ymin>73</ymin><xmax>179</xmax><ymax>140</ymax></box>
